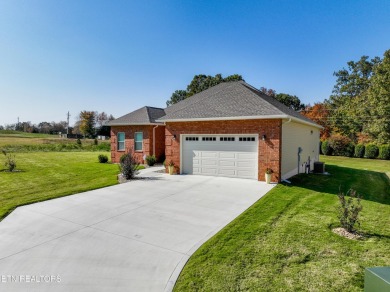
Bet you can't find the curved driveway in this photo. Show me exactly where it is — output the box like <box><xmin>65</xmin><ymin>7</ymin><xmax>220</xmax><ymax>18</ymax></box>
<box><xmin>0</xmin><ymin>168</ymin><xmax>274</xmax><ymax>291</ymax></box>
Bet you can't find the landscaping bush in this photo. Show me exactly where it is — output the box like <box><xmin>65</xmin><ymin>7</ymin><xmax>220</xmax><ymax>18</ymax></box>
<box><xmin>76</xmin><ymin>138</ymin><xmax>82</xmax><ymax>146</ymax></box>
<box><xmin>365</xmin><ymin>144</ymin><xmax>379</xmax><ymax>159</ymax></box>
<box><xmin>119</xmin><ymin>153</ymin><xmax>140</xmax><ymax>179</ymax></box>
<box><xmin>98</xmin><ymin>154</ymin><xmax>108</xmax><ymax>163</ymax></box>
<box><xmin>337</xmin><ymin>189</ymin><xmax>363</xmax><ymax>233</ymax></box>
<box><xmin>145</xmin><ymin>155</ymin><xmax>156</xmax><ymax>166</ymax></box>
<box><xmin>378</xmin><ymin>145</ymin><xmax>390</xmax><ymax>160</ymax></box>
<box><xmin>354</xmin><ymin>144</ymin><xmax>365</xmax><ymax>158</ymax></box>
<box><xmin>321</xmin><ymin>140</ymin><xmax>333</xmax><ymax>156</ymax></box>
<box><xmin>328</xmin><ymin>134</ymin><xmax>353</xmax><ymax>156</ymax></box>
<box><xmin>94</xmin><ymin>138</ymin><xmax>98</xmax><ymax>145</ymax></box>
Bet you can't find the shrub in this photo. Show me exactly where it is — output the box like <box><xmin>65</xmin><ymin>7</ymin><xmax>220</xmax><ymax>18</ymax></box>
<box><xmin>354</xmin><ymin>144</ymin><xmax>365</xmax><ymax>158</ymax></box>
<box><xmin>344</xmin><ymin>143</ymin><xmax>355</xmax><ymax>157</ymax></box>
<box><xmin>337</xmin><ymin>189</ymin><xmax>363</xmax><ymax>233</ymax></box>
<box><xmin>378</xmin><ymin>145</ymin><xmax>390</xmax><ymax>160</ymax></box>
<box><xmin>76</xmin><ymin>138</ymin><xmax>82</xmax><ymax>146</ymax></box>
<box><xmin>321</xmin><ymin>140</ymin><xmax>333</xmax><ymax>156</ymax></box>
<box><xmin>119</xmin><ymin>153</ymin><xmax>140</xmax><ymax>179</ymax></box>
<box><xmin>328</xmin><ymin>134</ymin><xmax>353</xmax><ymax>156</ymax></box>
<box><xmin>145</xmin><ymin>155</ymin><xmax>156</xmax><ymax>166</ymax></box>
<box><xmin>365</xmin><ymin>144</ymin><xmax>379</xmax><ymax>159</ymax></box>
<box><xmin>2</xmin><ymin>149</ymin><xmax>17</xmax><ymax>172</ymax></box>
<box><xmin>94</xmin><ymin>138</ymin><xmax>98</xmax><ymax>145</ymax></box>
<box><xmin>98</xmin><ymin>154</ymin><xmax>108</xmax><ymax>163</ymax></box>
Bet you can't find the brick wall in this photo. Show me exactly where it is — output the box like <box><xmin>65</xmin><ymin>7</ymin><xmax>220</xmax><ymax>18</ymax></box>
<box><xmin>165</xmin><ymin>119</ymin><xmax>282</xmax><ymax>182</ymax></box>
<box><xmin>110</xmin><ymin>125</ymin><xmax>166</xmax><ymax>163</ymax></box>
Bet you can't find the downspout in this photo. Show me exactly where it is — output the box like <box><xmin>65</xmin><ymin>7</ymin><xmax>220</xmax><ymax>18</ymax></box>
<box><xmin>152</xmin><ymin>125</ymin><xmax>159</xmax><ymax>156</ymax></box>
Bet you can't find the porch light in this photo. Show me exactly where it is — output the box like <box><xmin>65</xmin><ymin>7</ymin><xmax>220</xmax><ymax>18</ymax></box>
<box><xmin>172</xmin><ymin>134</ymin><xmax>176</xmax><ymax>140</ymax></box>
<box><xmin>262</xmin><ymin>134</ymin><xmax>266</xmax><ymax>141</ymax></box>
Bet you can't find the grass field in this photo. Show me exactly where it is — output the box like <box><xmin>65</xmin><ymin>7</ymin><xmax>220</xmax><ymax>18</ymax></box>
<box><xmin>0</xmin><ymin>152</ymin><xmax>119</xmax><ymax>221</ymax></box>
<box><xmin>0</xmin><ymin>131</ymin><xmax>110</xmax><ymax>151</ymax></box>
<box><xmin>174</xmin><ymin>156</ymin><xmax>390</xmax><ymax>291</ymax></box>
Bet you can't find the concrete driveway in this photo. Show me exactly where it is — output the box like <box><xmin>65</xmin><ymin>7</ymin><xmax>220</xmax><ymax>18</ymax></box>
<box><xmin>0</xmin><ymin>168</ymin><xmax>274</xmax><ymax>291</ymax></box>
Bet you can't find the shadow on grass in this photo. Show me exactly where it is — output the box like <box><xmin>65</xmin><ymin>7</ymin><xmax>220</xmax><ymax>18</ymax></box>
<box><xmin>286</xmin><ymin>164</ymin><xmax>390</xmax><ymax>205</ymax></box>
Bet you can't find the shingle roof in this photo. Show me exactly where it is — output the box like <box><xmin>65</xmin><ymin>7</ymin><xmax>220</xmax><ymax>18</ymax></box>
<box><xmin>108</xmin><ymin>81</ymin><xmax>320</xmax><ymax>128</ymax></box>
<box><xmin>159</xmin><ymin>81</ymin><xmax>319</xmax><ymax>127</ymax></box>
<box><xmin>107</xmin><ymin>106</ymin><xmax>165</xmax><ymax>125</ymax></box>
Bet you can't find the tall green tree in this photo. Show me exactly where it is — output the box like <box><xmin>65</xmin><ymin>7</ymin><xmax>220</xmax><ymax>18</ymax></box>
<box><xmin>275</xmin><ymin>93</ymin><xmax>305</xmax><ymax>111</ymax></box>
<box><xmin>361</xmin><ymin>50</ymin><xmax>390</xmax><ymax>143</ymax></box>
<box><xmin>166</xmin><ymin>74</ymin><xmax>244</xmax><ymax>106</ymax></box>
<box><xmin>327</xmin><ymin>55</ymin><xmax>381</xmax><ymax>140</ymax></box>
<box><xmin>259</xmin><ymin>87</ymin><xmax>305</xmax><ymax>111</ymax></box>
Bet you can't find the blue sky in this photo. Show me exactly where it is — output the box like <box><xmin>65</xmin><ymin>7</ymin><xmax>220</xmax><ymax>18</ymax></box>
<box><xmin>1</xmin><ymin>0</ymin><xmax>389</xmax><ymax>126</ymax></box>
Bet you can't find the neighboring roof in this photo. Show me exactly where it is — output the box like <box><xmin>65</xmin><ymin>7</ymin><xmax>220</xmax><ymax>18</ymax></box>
<box><xmin>107</xmin><ymin>106</ymin><xmax>166</xmax><ymax>126</ymax></box>
<box><xmin>159</xmin><ymin>81</ymin><xmax>320</xmax><ymax>128</ymax></box>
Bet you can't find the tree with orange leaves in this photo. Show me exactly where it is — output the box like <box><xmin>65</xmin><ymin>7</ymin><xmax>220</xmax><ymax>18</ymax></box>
<box><xmin>301</xmin><ymin>103</ymin><xmax>331</xmax><ymax>140</ymax></box>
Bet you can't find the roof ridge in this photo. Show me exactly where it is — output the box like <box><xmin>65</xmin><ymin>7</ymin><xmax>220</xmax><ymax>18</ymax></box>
<box><xmin>163</xmin><ymin>82</ymin><xmax>236</xmax><ymax>116</ymax></box>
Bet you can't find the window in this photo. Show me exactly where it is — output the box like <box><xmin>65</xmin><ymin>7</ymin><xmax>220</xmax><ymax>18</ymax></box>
<box><xmin>185</xmin><ymin>137</ymin><xmax>199</xmax><ymax>141</ymax></box>
<box><xmin>239</xmin><ymin>137</ymin><xmax>256</xmax><ymax>142</ymax></box>
<box><xmin>220</xmin><ymin>137</ymin><xmax>235</xmax><ymax>141</ymax></box>
<box><xmin>134</xmin><ymin>132</ymin><xmax>143</xmax><ymax>151</ymax></box>
<box><xmin>117</xmin><ymin>132</ymin><xmax>125</xmax><ymax>151</ymax></box>
<box><xmin>202</xmin><ymin>137</ymin><xmax>216</xmax><ymax>141</ymax></box>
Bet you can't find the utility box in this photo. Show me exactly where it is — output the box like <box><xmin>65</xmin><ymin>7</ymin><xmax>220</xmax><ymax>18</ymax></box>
<box><xmin>365</xmin><ymin>267</ymin><xmax>390</xmax><ymax>291</ymax></box>
<box><xmin>313</xmin><ymin>162</ymin><xmax>325</xmax><ymax>173</ymax></box>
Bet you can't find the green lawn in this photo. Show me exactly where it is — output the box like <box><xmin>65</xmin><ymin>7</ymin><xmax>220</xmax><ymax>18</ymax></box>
<box><xmin>174</xmin><ymin>156</ymin><xmax>390</xmax><ymax>291</ymax></box>
<box><xmin>0</xmin><ymin>152</ymin><xmax>119</xmax><ymax>221</ymax></box>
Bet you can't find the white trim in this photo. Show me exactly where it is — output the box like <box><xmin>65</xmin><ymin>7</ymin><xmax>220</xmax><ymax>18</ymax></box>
<box><xmin>134</xmin><ymin>132</ymin><xmax>143</xmax><ymax>151</ymax></box>
<box><xmin>117</xmin><ymin>132</ymin><xmax>125</xmax><ymax>151</ymax></box>
<box><xmin>159</xmin><ymin>115</ymin><xmax>322</xmax><ymax>129</ymax></box>
<box><xmin>110</xmin><ymin>123</ymin><xmax>163</xmax><ymax>126</ymax></box>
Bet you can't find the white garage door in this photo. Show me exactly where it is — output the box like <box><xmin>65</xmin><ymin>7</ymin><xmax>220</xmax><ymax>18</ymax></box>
<box><xmin>182</xmin><ymin>135</ymin><xmax>258</xmax><ymax>179</ymax></box>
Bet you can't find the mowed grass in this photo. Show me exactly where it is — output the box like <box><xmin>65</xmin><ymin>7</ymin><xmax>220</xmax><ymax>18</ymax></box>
<box><xmin>174</xmin><ymin>156</ymin><xmax>390</xmax><ymax>291</ymax></box>
<box><xmin>0</xmin><ymin>152</ymin><xmax>119</xmax><ymax>221</ymax></box>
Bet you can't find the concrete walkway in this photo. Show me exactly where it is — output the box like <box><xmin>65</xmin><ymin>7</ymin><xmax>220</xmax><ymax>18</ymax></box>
<box><xmin>0</xmin><ymin>169</ymin><xmax>275</xmax><ymax>291</ymax></box>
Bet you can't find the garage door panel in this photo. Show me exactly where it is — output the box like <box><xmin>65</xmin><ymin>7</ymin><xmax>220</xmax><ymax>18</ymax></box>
<box><xmin>219</xmin><ymin>152</ymin><xmax>236</xmax><ymax>159</ymax></box>
<box><xmin>219</xmin><ymin>169</ymin><xmax>237</xmax><ymax>176</ymax></box>
<box><xmin>182</xmin><ymin>135</ymin><xmax>258</xmax><ymax>179</ymax></box>
<box><xmin>219</xmin><ymin>160</ymin><xmax>236</xmax><ymax>167</ymax></box>
<box><xmin>201</xmin><ymin>168</ymin><xmax>218</xmax><ymax>175</ymax></box>
<box><xmin>237</xmin><ymin>153</ymin><xmax>257</xmax><ymax>159</ymax></box>
<box><xmin>202</xmin><ymin>159</ymin><xmax>217</xmax><ymax>166</ymax></box>
<box><xmin>237</xmin><ymin>160</ymin><xmax>256</xmax><ymax>167</ymax></box>
<box><xmin>201</xmin><ymin>152</ymin><xmax>218</xmax><ymax>158</ymax></box>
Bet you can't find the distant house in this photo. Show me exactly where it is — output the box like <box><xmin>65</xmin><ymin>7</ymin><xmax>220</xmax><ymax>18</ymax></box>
<box><xmin>107</xmin><ymin>81</ymin><xmax>321</xmax><ymax>182</ymax></box>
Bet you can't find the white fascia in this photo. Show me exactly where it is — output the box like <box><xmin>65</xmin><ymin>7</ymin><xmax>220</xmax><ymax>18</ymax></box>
<box><xmin>159</xmin><ymin>115</ymin><xmax>322</xmax><ymax>129</ymax></box>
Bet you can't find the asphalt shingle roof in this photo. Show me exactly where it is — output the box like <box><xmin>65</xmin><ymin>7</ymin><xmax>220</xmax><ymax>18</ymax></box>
<box><xmin>107</xmin><ymin>106</ymin><xmax>165</xmax><ymax>125</ymax></box>
<box><xmin>108</xmin><ymin>81</ymin><xmax>319</xmax><ymax>127</ymax></box>
<box><xmin>160</xmin><ymin>81</ymin><xmax>318</xmax><ymax>126</ymax></box>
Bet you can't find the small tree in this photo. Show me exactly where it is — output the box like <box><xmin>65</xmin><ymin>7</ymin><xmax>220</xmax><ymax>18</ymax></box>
<box><xmin>2</xmin><ymin>150</ymin><xmax>17</xmax><ymax>172</ymax></box>
<box><xmin>337</xmin><ymin>189</ymin><xmax>363</xmax><ymax>233</ymax></box>
<box><xmin>119</xmin><ymin>153</ymin><xmax>140</xmax><ymax>179</ymax></box>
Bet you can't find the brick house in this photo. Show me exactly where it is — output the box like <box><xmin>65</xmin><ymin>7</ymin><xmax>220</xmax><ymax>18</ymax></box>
<box><xmin>108</xmin><ymin>81</ymin><xmax>321</xmax><ymax>182</ymax></box>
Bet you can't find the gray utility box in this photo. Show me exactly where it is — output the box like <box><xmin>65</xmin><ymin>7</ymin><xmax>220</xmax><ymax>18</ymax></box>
<box><xmin>313</xmin><ymin>162</ymin><xmax>325</xmax><ymax>173</ymax></box>
<box><xmin>365</xmin><ymin>267</ymin><xmax>390</xmax><ymax>291</ymax></box>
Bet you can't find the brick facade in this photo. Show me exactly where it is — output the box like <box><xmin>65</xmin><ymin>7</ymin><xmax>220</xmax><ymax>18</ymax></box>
<box><xmin>110</xmin><ymin>125</ymin><xmax>165</xmax><ymax>163</ymax></box>
<box><xmin>164</xmin><ymin>119</ymin><xmax>282</xmax><ymax>182</ymax></box>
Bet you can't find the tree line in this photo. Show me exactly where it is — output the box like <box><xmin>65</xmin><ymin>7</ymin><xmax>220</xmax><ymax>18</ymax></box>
<box><xmin>0</xmin><ymin>111</ymin><xmax>115</xmax><ymax>138</ymax></box>
<box><xmin>167</xmin><ymin>49</ymin><xmax>389</xmax><ymax>145</ymax></box>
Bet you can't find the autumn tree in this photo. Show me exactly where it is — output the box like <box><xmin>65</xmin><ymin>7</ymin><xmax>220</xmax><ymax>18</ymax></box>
<box><xmin>301</xmin><ymin>103</ymin><xmax>331</xmax><ymax>139</ymax></box>
<box><xmin>79</xmin><ymin>111</ymin><xmax>96</xmax><ymax>138</ymax></box>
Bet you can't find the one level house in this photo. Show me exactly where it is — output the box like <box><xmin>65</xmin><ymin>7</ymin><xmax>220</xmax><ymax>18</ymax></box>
<box><xmin>107</xmin><ymin>81</ymin><xmax>321</xmax><ymax>183</ymax></box>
